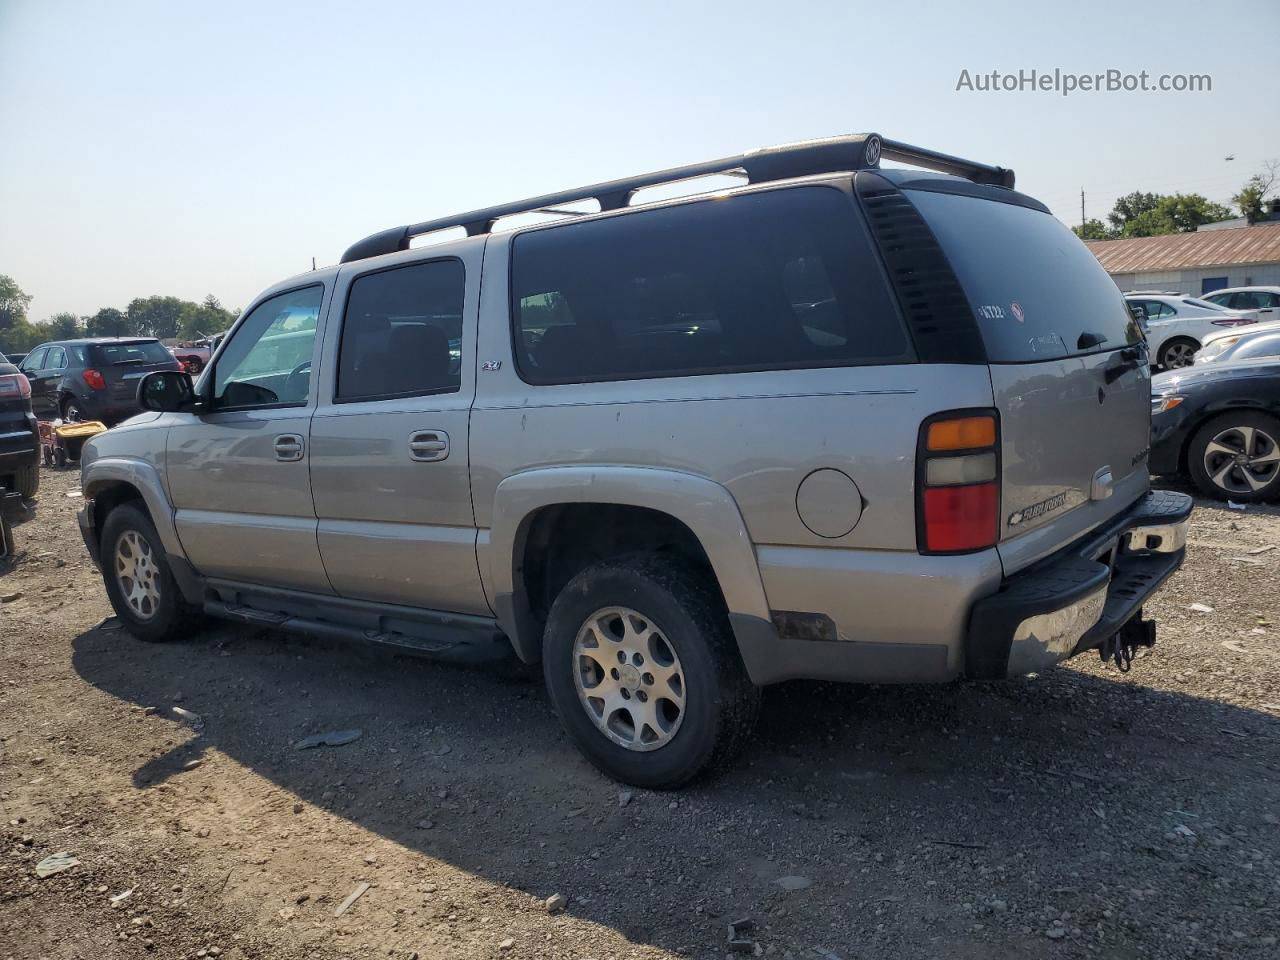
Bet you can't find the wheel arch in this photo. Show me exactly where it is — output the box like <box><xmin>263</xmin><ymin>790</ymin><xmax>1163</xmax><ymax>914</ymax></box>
<box><xmin>487</xmin><ymin>466</ymin><xmax>771</xmax><ymax>665</ymax></box>
<box><xmin>83</xmin><ymin>457</ymin><xmax>184</xmax><ymax>559</ymax></box>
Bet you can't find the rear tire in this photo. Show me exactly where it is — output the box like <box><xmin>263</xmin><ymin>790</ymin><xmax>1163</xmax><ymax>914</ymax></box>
<box><xmin>542</xmin><ymin>554</ymin><xmax>760</xmax><ymax>788</ymax></box>
<box><xmin>13</xmin><ymin>462</ymin><xmax>39</xmax><ymax>499</ymax></box>
<box><xmin>100</xmin><ymin>502</ymin><xmax>201</xmax><ymax>642</ymax></box>
<box><xmin>1187</xmin><ymin>411</ymin><xmax>1280</xmax><ymax>502</ymax></box>
<box><xmin>61</xmin><ymin>397</ymin><xmax>82</xmax><ymax>423</ymax></box>
<box><xmin>1158</xmin><ymin>337</ymin><xmax>1199</xmax><ymax>370</ymax></box>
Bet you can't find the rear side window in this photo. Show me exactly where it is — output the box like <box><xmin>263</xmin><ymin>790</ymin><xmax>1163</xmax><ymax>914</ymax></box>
<box><xmin>909</xmin><ymin>190</ymin><xmax>1142</xmax><ymax>362</ymax></box>
<box><xmin>510</xmin><ymin>187</ymin><xmax>910</xmax><ymax>384</ymax></box>
<box><xmin>337</xmin><ymin>259</ymin><xmax>465</xmax><ymax>402</ymax></box>
<box><xmin>93</xmin><ymin>341</ymin><xmax>173</xmax><ymax>366</ymax></box>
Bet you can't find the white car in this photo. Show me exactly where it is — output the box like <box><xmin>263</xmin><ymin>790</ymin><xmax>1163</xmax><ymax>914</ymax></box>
<box><xmin>1201</xmin><ymin>286</ymin><xmax>1280</xmax><ymax>322</ymax></box>
<box><xmin>1194</xmin><ymin>320</ymin><xmax>1280</xmax><ymax>364</ymax></box>
<box><xmin>1124</xmin><ymin>293</ymin><xmax>1259</xmax><ymax>369</ymax></box>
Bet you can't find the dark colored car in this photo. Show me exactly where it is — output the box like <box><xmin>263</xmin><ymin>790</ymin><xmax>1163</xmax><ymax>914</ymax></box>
<box><xmin>0</xmin><ymin>350</ymin><xmax>40</xmax><ymax>499</ymax></box>
<box><xmin>1150</xmin><ymin>357</ymin><xmax>1280</xmax><ymax>501</ymax></box>
<box><xmin>5</xmin><ymin>353</ymin><xmax>27</xmax><ymax>369</ymax></box>
<box><xmin>17</xmin><ymin>338</ymin><xmax>182</xmax><ymax>424</ymax></box>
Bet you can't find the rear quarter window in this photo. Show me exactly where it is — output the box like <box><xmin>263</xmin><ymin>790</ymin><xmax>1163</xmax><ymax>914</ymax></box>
<box><xmin>510</xmin><ymin>186</ymin><xmax>912</xmax><ymax>384</ymax></box>
<box><xmin>908</xmin><ymin>190</ymin><xmax>1141</xmax><ymax>362</ymax></box>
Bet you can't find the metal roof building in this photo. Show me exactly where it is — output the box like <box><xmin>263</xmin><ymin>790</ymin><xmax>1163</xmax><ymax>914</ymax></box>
<box><xmin>1085</xmin><ymin>223</ymin><xmax>1280</xmax><ymax>295</ymax></box>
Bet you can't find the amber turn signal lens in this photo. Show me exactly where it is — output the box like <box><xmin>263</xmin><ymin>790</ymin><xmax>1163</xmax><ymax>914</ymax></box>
<box><xmin>926</xmin><ymin>416</ymin><xmax>996</xmax><ymax>451</ymax></box>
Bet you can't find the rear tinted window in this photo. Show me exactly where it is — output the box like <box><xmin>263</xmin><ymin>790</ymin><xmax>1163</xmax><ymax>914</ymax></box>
<box><xmin>908</xmin><ymin>190</ymin><xmax>1141</xmax><ymax>362</ymax></box>
<box><xmin>510</xmin><ymin>187</ymin><xmax>910</xmax><ymax>384</ymax></box>
<box><xmin>337</xmin><ymin>259</ymin><xmax>465</xmax><ymax>402</ymax></box>
<box><xmin>92</xmin><ymin>341</ymin><xmax>174</xmax><ymax>366</ymax></box>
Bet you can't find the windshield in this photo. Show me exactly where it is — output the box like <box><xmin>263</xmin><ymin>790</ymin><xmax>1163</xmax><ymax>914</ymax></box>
<box><xmin>1183</xmin><ymin>297</ymin><xmax>1230</xmax><ymax>312</ymax></box>
<box><xmin>907</xmin><ymin>190</ymin><xmax>1141</xmax><ymax>362</ymax></box>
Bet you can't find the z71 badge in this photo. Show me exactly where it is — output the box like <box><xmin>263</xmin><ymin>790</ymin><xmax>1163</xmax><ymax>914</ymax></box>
<box><xmin>1008</xmin><ymin>491</ymin><xmax>1068</xmax><ymax>527</ymax></box>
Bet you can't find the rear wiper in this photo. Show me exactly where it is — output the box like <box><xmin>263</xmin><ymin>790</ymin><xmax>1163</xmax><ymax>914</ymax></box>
<box><xmin>111</xmin><ymin>358</ymin><xmax>145</xmax><ymax>366</ymax></box>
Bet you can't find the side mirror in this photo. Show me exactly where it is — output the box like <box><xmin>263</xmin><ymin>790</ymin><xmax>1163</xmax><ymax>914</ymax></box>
<box><xmin>138</xmin><ymin>370</ymin><xmax>196</xmax><ymax>412</ymax></box>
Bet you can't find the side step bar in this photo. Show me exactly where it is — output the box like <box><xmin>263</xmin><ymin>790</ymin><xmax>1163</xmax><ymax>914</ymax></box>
<box><xmin>203</xmin><ymin>579</ymin><xmax>511</xmax><ymax>664</ymax></box>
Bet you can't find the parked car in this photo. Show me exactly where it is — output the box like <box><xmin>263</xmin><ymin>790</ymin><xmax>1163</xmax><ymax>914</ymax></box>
<box><xmin>170</xmin><ymin>333</ymin><xmax>225</xmax><ymax>375</ymax></box>
<box><xmin>1194</xmin><ymin>321</ymin><xmax>1280</xmax><ymax>365</ymax></box>
<box><xmin>1124</xmin><ymin>293</ymin><xmax>1258</xmax><ymax>369</ymax></box>
<box><xmin>1151</xmin><ymin>358</ymin><xmax>1280</xmax><ymax>501</ymax></box>
<box><xmin>1201</xmin><ymin>286</ymin><xmax>1280</xmax><ymax>321</ymax></box>
<box><xmin>5</xmin><ymin>353</ymin><xmax>27</xmax><ymax>369</ymax></box>
<box><xmin>0</xmin><ymin>350</ymin><xmax>40</xmax><ymax>500</ymax></box>
<box><xmin>17</xmin><ymin>338</ymin><xmax>182</xmax><ymax>423</ymax></box>
<box><xmin>78</xmin><ymin>133</ymin><xmax>1191</xmax><ymax>787</ymax></box>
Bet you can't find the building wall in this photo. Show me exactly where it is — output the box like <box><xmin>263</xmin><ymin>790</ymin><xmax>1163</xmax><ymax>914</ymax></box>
<box><xmin>1107</xmin><ymin>263</ymin><xmax>1280</xmax><ymax>295</ymax></box>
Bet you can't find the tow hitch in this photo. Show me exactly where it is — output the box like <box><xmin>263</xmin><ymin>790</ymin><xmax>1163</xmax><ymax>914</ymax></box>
<box><xmin>1099</xmin><ymin>611</ymin><xmax>1156</xmax><ymax>672</ymax></box>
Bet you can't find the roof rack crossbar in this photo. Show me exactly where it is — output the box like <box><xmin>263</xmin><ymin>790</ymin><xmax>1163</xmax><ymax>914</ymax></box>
<box><xmin>340</xmin><ymin>133</ymin><xmax>1014</xmax><ymax>263</ymax></box>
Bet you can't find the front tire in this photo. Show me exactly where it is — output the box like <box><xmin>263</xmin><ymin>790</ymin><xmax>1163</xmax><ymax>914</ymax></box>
<box><xmin>61</xmin><ymin>398</ymin><xmax>82</xmax><ymax>423</ymax></box>
<box><xmin>542</xmin><ymin>554</ymin><xmax>760</xmax><ymax>788</ymax></box>
<box><xmin>100</xmin><ymin>503</ymin><xmax>200</xmax><ymax>641</ymax></box>
<box><xmin>1187</xmin><ymin>412</ymin><xmax>1280</xmax><ymax>502</ymax></box>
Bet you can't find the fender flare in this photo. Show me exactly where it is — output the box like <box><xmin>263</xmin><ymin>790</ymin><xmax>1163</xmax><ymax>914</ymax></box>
<box><xmin>82</xmin><ymin>456</ymin><xmax>184</xmax><ymax>558</ymax></box>
<box><xmin>488</xmin><ymin>466</ymin><xmax>772</xmax><ymax>663</ymax></box>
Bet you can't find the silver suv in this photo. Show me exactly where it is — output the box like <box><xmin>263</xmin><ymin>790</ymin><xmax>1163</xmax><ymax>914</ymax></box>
<box><xmin>78</xmin><ymin>134</ymin><xmax>1192</xmax><ymax>787</ymax></box>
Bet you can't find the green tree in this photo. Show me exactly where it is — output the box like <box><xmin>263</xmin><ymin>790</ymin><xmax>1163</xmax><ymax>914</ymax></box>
<box><xmin>1073</xmin><ymin>218</ymin><xmax>1114</xmax><ymax>241</ymax></box>
<box><xmin>85</xmin><ymin>307</ymin><xmax>133</xmax><ymax>338</ymax></box>
<box><xmin>1233</xmin><ymin>161</ymin><xmax>1278</xmax><ymax>224</ymax></box>
<box><xmin>0</xmin><ymin>275</ymin><xmax>32</xmax><ymax>330</ymax></box>
<box><xmin>1123</xmin><ymin>194</ymin><xmax>1233</xmax><ymax>237</ymax></box>
<box><xmin>46</xmin><ymin>311</ymin><xmax>82</xmax><ymax>339</ymax></box>
<box><xmin>1107</xmin><ymin>192</ymin><xmax>1162</xmax><ymax>233</ymax></box>
<box><xmin>177</xmin><ymin>294</ymin><xmax>237</xmax><ymax>341</ymax></box>
<box><xmin>127</xmin><ymin>295</ymin><xmax>187</xmax><ymax>339</ymax></box>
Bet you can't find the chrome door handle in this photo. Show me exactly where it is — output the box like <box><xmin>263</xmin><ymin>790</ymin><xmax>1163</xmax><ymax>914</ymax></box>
<box><xmin>274</xmin><ymin>434</ymin><xmax>305</xmax><ymax>462</ymax></box>
<box><xmin>408</xmin><ymin>430</ymin><xmax>449</xmax><ymax>462</ymax></box>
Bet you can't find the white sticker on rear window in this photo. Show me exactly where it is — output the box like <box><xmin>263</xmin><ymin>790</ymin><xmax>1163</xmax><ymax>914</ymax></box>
<box><xmin>977</xmin><ymin>304</ymin><xmax>1005</xmax><ymax>320</ymax></box>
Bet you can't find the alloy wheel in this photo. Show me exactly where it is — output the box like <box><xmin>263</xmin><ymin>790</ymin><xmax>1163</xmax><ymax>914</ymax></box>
<box><xmin>114</xmin><ymin>529</ymin><xmax>162</xmax><ymax>620</ymax></box>
<box><xmin>1202</xmin><ymin>424</ymin><xmax>1280</xmax><ymax>495</ymax></box>
<box><xmin>572</xmin><ymin>606</ymin><xmax>686</xmax><ymax>752</ymax></box>
<box><xmin>1161</xmin><ymin>341</ymin><xmax>1196</xmax><ymax>369</ymax></box>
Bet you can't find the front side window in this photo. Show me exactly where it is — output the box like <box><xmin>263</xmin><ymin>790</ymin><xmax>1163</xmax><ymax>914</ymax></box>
<box><xmin>213</xmin><ymin>285</ymin><xmax>323</xmax><ymax>408</ymax></box>
<box><xmin>336</xmin><ymin>259</ymin><xmax>464</xmax><ymax>402</ymax></box>
<box><xmin>510</xmin><ymin>187</ymin><xmax>910</xmax><ymax>384</ymax></box>
<box><xmin>1229</xmin><ymin>292</ymin><xmax>1265</xmax><ymax>310</ymax></box>
<box><xmin>21</xmin><ymin>347</ymin><xmax>48</xmax><ymax>372</ymax></box>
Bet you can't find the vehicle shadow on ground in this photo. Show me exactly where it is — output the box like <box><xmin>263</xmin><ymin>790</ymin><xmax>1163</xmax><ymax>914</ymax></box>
<box><xmin>71</xmin><ymin>620</ymin><xmax>1280</xmax><ymax>955</ymax></box>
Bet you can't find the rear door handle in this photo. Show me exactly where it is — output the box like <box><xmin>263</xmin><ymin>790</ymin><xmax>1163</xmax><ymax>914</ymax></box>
<box><xmin>409</xmin><ymin>430</ymin><xmax>449</xmax><ymax>462</ymax></box>
<box><xmin>274</xmin><ymin>434</ymin><xmax>305</xmax><ymax>462</ymax></box>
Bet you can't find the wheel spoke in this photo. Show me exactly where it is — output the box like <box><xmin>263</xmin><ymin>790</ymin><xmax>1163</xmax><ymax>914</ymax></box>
<box><xmin>1211</xmin><ymin>460</ymin><xmax>1238</xmax><ymax>489</ymax></box>
<box><xmin>1238</xmin><ymin>426</ymin><xmax>1257</xmax><ymax>455</ymax></box>
<box><xmin>1205</xmin><ymin>439</ymin><xmax>1241</xmax><ymax>458</ymax></box>
<box><xmin>1242</xmin><ymin>466</ymin><xmax>1271</xmax><ymax>492</ymax></box>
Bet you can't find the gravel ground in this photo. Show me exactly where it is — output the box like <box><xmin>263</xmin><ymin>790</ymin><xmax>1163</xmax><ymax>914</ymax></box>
<box><xmin>2</xmin><ymin>467</ymin><xmax>1278</xmax><ymax>960</ymax></box>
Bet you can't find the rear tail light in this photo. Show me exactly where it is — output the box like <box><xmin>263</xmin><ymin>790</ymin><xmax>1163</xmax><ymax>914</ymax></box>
<box><xmin>82</xmin><ymin>368</ymin><xmax>106</xmax><ymax>390</ymax></box>
<box><xmin>0</xmin><ymin>373</ymin><xmax>32</xmax><ymax>399</ymax></box>
<box><xmin>1211</xmin><ymin>318</ymin><xmax>1255</xmax><ymax>327</ymax></box>
<box><xmin>918</xmin><ymin>411</ymin><xmax>999</xmax><ymax>554</ymax></box>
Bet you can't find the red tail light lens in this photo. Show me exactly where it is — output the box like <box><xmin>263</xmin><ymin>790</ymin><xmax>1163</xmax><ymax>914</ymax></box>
<box><xmin>918</xmin><ymin>411</ymin><xmax>1000</xmax><ymax>554</ymax></box>
<box><xmin>923</xmin><ymin>484</ymin><xmax>999</xmax><ymax>551</ymax></box>
<box><xmin>82</xmin><ymin>368</ymin><xmax>106</xmax><ymax>390</ymax></box>
<box><xmin>0</xmin><ymin>373</ymin><xmax>32</xmax><ymax>399</ymax></box>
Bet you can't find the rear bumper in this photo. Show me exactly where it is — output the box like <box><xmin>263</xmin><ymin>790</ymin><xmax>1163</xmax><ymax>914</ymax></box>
<box><xmin>966</xmin><ymin>489</ymin><xmax>1193</xmax><ymax>679</ymax></box>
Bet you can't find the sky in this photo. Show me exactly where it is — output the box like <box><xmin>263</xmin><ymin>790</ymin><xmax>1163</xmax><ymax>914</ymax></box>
<box><xmin>1</xmin><ymin>0</ymin><xmax>1277</xmax><ymax>320</ymax></box>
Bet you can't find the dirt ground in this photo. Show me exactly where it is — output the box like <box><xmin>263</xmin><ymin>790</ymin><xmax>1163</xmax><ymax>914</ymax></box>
<box><xmin>1</xmin><ymin>466</ymin><xmax>1278</xmax><ymax>960</ymax></box>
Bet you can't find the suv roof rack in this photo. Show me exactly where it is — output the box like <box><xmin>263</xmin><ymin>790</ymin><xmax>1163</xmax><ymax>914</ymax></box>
<box><xmin>339</xmin><ymin>133</ymin><xmax>1016</xmax><ymax>263</ymax></box>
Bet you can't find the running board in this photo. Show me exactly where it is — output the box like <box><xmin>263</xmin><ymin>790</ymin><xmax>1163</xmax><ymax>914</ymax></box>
<box><xmin>203</xmin><ymin>579</ymin><xmax>510</xmax><ymax>663</ymax></box>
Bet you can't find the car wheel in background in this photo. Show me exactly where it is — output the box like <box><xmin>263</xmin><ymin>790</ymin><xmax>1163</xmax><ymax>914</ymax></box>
<box><xmin>1187</xmin><ymin>412</ymin><xmax>1280</xmax><ymax>502</ymax></box>
<box><xmin>99</xmin><ymin>502</ymin><xmax>201</xmax><ymax>641</ymax></box>
<box><xmin>1158</xmin><ymin>337</ymin><xmax>1199</xmax><ymax>370</ymax></box>
<box><xmin>61</xmin><ymin>397</ymin><xmax>82</xmax><ymax>422</ymax></box>
<box><xmin>542</xmin><ymin>554</ymin><xmax>760</xmax><ymax>788</ymax></box>
<box><xmin>14</xmin><ymin>462</ymin><xmax>39</xmax><ymax>499</ymax></box>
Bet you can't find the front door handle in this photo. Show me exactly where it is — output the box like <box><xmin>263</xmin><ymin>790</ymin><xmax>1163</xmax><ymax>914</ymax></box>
<box><xmin>274</xmin><ymin>433</ymin><xmax>305</xmax><ymax>462</ymax></box>
<box><xmin>408</xmin><ymin>430</ymin><xmax>449</xmax><ymax>462</ymax></box>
